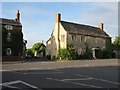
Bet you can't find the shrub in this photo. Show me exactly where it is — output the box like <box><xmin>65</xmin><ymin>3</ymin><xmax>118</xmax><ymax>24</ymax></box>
<box><xmin>26</xmin><ymin>49</ymin><xmax>34</xmax><ymax>56</ymax></box>
<box><xmin>95</xmin><ymin>49</ymin><xmax>113</xmax><ymax>59</ymax></box>
<box><xmin>79</xmin><ymin>48</ymin><xmax>92</xmax><ymax>60</ymax></box>
<box><xmin>46</xmin><ymin>55</ymin><xmax>51</xmax><ymax>60</ymax></box>
<box><xmin>83</xmin><ymin>48</ymin><xmax>92</xmax><ymax>59</ymax></box>
<box><xmin>58</xmin><ymin>45</ymin><xmax>79</xmax><ymax>60</ymax></box>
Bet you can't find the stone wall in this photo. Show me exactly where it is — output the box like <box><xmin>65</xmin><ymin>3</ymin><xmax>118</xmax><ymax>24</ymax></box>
<box><xmin>67</xmin><ymin>33</ymin><xmax>106</xmax><ymax>54</ymax></box>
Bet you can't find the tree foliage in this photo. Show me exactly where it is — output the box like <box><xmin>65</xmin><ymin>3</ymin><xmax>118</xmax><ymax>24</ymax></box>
<box><xmin>26</xmin><ymin>42</ymin><xmax>46</xmax><ymax>57</ymax></box>
<box><xmin>95</xmin><ymin>49</ymin><xmax>113</xmax><ymax>59</ymax></box>
<box><xmin>83</xmin><ymin>47</ymin><xmax>92</xmax><ymax>59</ymax></box>
<box><xmin>26</xmin><ymin>49</ymin><xmax>34</xmax><ymax>56</ymax></box>
<box><xmin>32</xmin><ymin>42</ymin><xmax>46</xmax><ymax>52</ymax></box>
<box><xmin>113</xmin><ymin>35</ymin><xmax>120</xmax><ymax>48</ymax></box>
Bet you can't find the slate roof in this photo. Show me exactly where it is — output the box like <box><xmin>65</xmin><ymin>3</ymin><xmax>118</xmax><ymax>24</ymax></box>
<box><xmin>0</xmin><ymin>18</ymin><xmax>22</xmax><ymax>26</ymax></box>
<box><xmin>61</xmin><ymin>21</ymin><xmax>110</xmax><ymax>38</ymax></box>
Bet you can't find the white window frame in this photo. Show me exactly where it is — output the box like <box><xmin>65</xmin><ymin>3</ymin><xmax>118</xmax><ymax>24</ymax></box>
<box><xmin>6</xmin><ymin>48</ymin><xmax>12</xmax><ymax>56</ymax></box>
<box><xmin>5</xmin><ymin>25</ymin><xmax>13</xmax><ymax>30</ymax></box>
<box><xmin>7</xmin><ymin>32</ymin><xmax>11</xmax><ymax>42</ymax></box>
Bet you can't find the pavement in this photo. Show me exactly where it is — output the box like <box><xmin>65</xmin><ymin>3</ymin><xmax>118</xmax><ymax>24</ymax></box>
<box><xmin>1</xmin><ymin>59</ymin><xmax>119</xmax><ymax>71</ymax></box>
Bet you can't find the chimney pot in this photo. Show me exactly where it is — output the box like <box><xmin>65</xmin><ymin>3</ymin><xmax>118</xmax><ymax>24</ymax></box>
<box><xmin>16</xmin><ymin>10</ymin><xmax>20</xmax><ymax>21</ymax></box>
<box><xmin>98</xmin><ymin>22</ymin><xmax>103</xmax><ymax>30</ymax></box>
<box><xmin>56</xmin><ymin>13</ymin><xmax>61</xmax><ymax>23</ymax></box>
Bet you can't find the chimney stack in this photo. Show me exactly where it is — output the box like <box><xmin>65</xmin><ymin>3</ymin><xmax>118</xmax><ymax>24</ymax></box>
<box><xmin>55</xmin><ymin>13</ymin><xmax>61</xmax><ymax>50</ymax></box>
<box><xmin>15</xmin><ymin>10</ymin><xmax>20</xmax><ymax>21</ymax></box>
<box><xmin>98</xmin><ymin>22</ymin><xmax>103</xmax><ymax>30</ymax></box>
<box><xmin>56</xmin><ymin>13</ymin><xmax>61</xmax><ymax>23</ymax></box>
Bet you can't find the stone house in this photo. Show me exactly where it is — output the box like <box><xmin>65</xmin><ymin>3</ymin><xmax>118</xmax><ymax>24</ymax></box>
<box><xmin>46</xmin><ymin>13</ymin><xmax>111</xmax><ymax>58</ymax></box>
<box><xmin>0</xmin><ymin>10</ymin><xmax>27</xmax><ymax>60</ymax></box>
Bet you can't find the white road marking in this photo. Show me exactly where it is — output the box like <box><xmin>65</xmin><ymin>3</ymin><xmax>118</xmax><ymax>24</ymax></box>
<box><xmin>63</xmin><ymin>80</ymin><xmax>102</xmax><ymax>88</ymax></box>
<box><xmin>61</xmin><ymin>78</ymin><xmax>93</xmax><ymax>81</ymax></box>
<box><xmin>1</xmin><ymin>80</ymin><xmax>38</xmax><ymax>89</ymax></box>
<box><xmin>12</xmin><ymin>71</ymin><xmax>64</xmax><ymax>75</ymax></box>
<box><xmin>19</xmin><ymin>80</ymin><xmax>38</xmax><ymax>89</ymax></box>
<box><xmin>0</xmin><ymin>80</ymin><xmax>21</xmax><ymax>86</ymax></box>
<box><xmin>75</xmin><ymin>74</ymin><xmax>120</xmax><ymax>85</ymax></box>
<box><xmin>2</xmin><ymin>84</ymin><xmax>21</xmax><ymax>89</ymax></box>
<box><xmin>25</xmin><ymin>72</ymin><xmax>64</xmax><ymax>75</ymax></box>
<box><xmin>46</xmin><ymin>77</ymin><xmax>102</xmax><ymax>88</ymax></box>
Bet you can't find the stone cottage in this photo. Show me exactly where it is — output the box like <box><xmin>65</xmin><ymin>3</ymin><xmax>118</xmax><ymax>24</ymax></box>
<box><xmin>46</xmin><ymin>13</ymin><xmax>111</xmax><ymax>58</ymax></box>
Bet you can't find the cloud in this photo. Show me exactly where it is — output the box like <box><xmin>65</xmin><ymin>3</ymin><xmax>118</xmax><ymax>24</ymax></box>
<box><xmin>2</xmin><ymin>2</ymin><xmax>118</xmax><ymax>48</ymax></box>
<box><xmin>22</xmin><ymin>2</ymin><xmax>118</xmax><ymax>46</ymax></box>
<box><xmin>73</xmin><ymin>2</ymin><xmax>118</xmax><ymax>41</ymax></box>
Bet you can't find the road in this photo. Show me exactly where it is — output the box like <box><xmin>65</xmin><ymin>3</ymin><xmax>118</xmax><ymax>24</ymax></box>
<box><xmin>1</xmin><ymin>66</ymin><xmax>120</xmax><ymax>90</ymax></box>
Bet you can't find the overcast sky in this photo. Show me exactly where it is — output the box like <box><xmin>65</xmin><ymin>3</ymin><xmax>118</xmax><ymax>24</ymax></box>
<box><xmin>2</xmin><ymin>2</ymin><xmax>118</xmax><ymax>48</ymax></box>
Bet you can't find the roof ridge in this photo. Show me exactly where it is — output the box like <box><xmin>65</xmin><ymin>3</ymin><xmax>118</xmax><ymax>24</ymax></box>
<box><xmin>0</xmin><ymin>18</ymin><xmax>15</xmax><ymax>21</ymax></box>
<box><xmin>60</xmin><ymin>20</ymin><xmax>110</xmax><ymax>38</ymax></box>
<box><xmin>61</xmin><ymin>20</ymin><xmax>99</xmax><ymax>29</ymax></box>
<box><xmin>0</xmin><ymin>18</ymin><xmax>22</xmax><ymax>26</ymax></box>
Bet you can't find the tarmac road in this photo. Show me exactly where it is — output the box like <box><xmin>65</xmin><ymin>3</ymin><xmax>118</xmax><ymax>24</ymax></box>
<box><xmin>1</xmin><ymin>59</ymin><xmax>120</xmax><ymax>90</ymax></box>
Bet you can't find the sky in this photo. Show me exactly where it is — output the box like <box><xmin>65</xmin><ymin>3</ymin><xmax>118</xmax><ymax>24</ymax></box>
<box><xmin>1</xmin><ymin>2</ymin><xmax>118</xmax><ymax>48</ymax></box>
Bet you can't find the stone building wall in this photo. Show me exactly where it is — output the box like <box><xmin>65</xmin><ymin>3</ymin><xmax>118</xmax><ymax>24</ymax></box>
<box><xmin>46</xmin><ymin>39</ymin><xmax>51</xmax><ymax>55</ymax></box>
<box><xmin>46</xmin><ymin>13</ymin><xmax>111</xmax><ymax>58</ymax></box>
<box><xmin>67</xmin><ymin>33</ymin><xmax>106</xmax><ymax>54</ymax></box>
<box><xmin>59</xmin><ymin>23</ymin><xmax>67</xmax><ymax>49</ymax></box>
<box><xmin>46</xmin><ymin>22</ymin><xmax>67</xmax><ymax>58</ymax></box>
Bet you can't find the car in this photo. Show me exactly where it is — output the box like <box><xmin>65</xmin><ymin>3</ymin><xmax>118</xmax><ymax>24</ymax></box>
<box><xmin>26</xmin><ymin>55</ymin><xmax>32</xmax><ymax>59</ymax></box>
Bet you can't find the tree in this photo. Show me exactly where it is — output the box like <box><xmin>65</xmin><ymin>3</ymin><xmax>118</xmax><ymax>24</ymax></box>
<box><xmin>26</xmin><ymin>48</ymin><xmax>34</xmax><ymax>56</ymax></box>
<box><xmin>32</xmin><ymin>42</ymin><xmax>45</xmax><ymax>52</ymax></box>
<box><xmin>113</xmin><ymin>35</ymin><xmax>120</xmax><ymax>59</ymax></box>
<box><xmin>32</xmin><ymin>42</ymin><xmax>46</xmax><ymax>57</ymax></box>
<box><xmin>113</xmin><ymin>35</ymin><xmax>120</xmax><ymax>48</ymax></box>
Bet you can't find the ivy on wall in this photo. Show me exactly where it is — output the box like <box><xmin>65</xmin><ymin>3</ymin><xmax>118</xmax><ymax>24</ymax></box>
<box><xmin>2</xmin><ymin>26</ymin><xmax>23</xmax><ymax>56</ymax></box>
<box><xmin>105</xmin><ymin>38</ymin><xmax>112</xmax><ymax>51</ymax></box>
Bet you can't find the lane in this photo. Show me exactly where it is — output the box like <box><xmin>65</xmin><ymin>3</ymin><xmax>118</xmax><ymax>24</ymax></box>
<box><xmin>2</xmin><ymin>69</ymin><xmax>89</xmax><ymax>88</ymax></box>
<box><xmin>1</xmin><ymin>66</ymin><xmax>119</xmax><ymax>89</ymax></box>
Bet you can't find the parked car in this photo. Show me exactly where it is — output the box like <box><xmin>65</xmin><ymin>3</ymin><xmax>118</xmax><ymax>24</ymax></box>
<box><xmin>26</xmin><ymin>55</ymin><xmax>32</xmax><ymax>59</ymax></box>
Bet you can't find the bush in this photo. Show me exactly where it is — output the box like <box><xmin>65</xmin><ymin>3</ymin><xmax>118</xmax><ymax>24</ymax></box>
<box><xmin>58</xmin><ymin>45</ymin><xmax>79</xmax><ymax>60</ymax></box>
<box><xmin>46</xmin><ymin>55</ymin><xmax>51</xmax><ymax>60</ymax></box>
<box><xmin>95</xmin><ymin>49</ymin><xmax>113</xmax><ymax>59</ymax></box>
<box><xmin>83</xmin><ymin>48</ymin><xmax>92</xmax><ymax>59</ymax></box>
<box><xmin>79</xmin><ymin>48</ymin><xmax>92</xmax><ymax>60</ymax></box>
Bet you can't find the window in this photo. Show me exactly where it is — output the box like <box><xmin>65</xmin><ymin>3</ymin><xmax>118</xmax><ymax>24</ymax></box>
<box><xmin>6</xmin><ymin>48</ymin><xmax>12</xmax><ymax>56</ymax></box>
<box><xmin>85</xmin><ymin>36</ymin><xmax>87</xmax><ymax>42</ymax></box>
<box><xmin>5</xmin><ymin>25</ymin><xmax>13</xmax><ymax>30</ymax></box>
<box><xmin>7</xmin><ymin>32</ymin><xmax>11</xmax><ymax>42</ymax></box>
<box><xmin>81</xmin><ymin>36</ymin><xmax>85</xmax><ymax>42</ymax></box>
<box><xmin>61</xmin><ymin>35</ymin><xmax>65</xmax><ymax>42</ymax></box>
<box><xmin>95</xmin><ymin>40</ymin><xmax>98</xmax><ymax>44</ymax></box>
<box><xmin>71</xmin><ymin>35</ymin><xmax>76</xmax><ymax>41</ymax></box>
